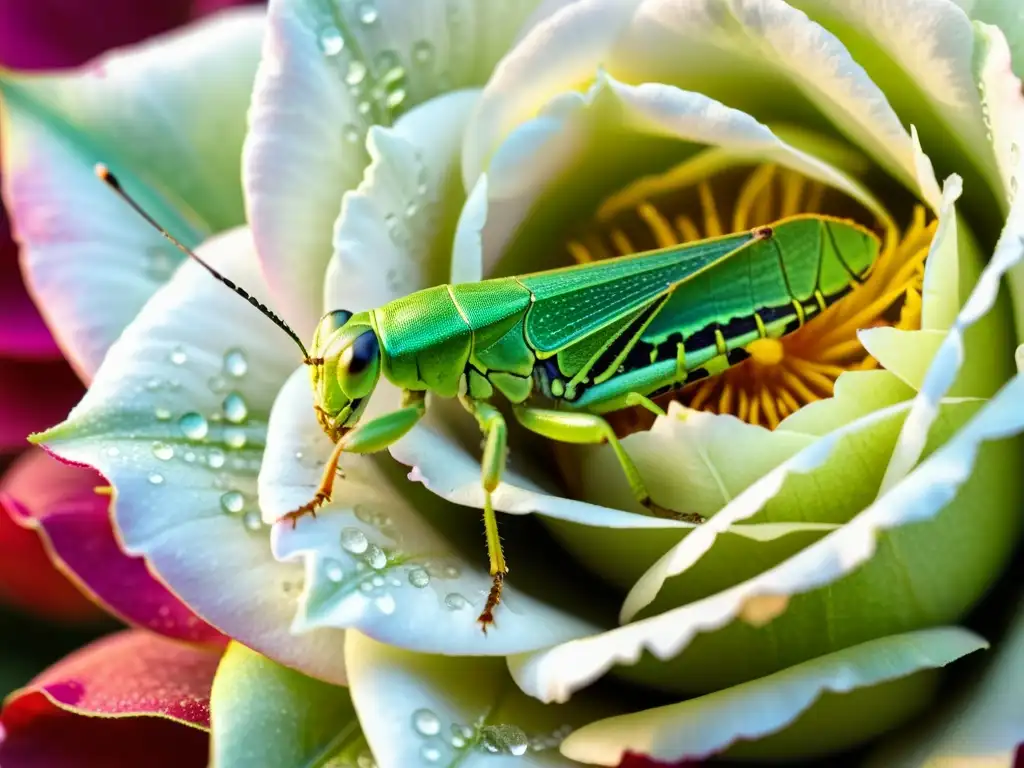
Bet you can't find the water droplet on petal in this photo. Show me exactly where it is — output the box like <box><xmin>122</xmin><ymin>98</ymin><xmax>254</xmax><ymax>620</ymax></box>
<box><xmin>169</xmin><ymin>346</ymin><xmax>187</xmax><ymax>365</ymax></box>
<box><xmin>151</xmin><ymin>441</ymin><xmax>174</xmax><ymax>461</ymax></box>
<box><xmin>106</xmin><ymin>446</ymin><xmax>120</xmax><ymax>458</ymax></box>
<box><xmin>413</xmin><ymin>709</ymin><xmax>441</xmax><ymax>736</ymax></box>
<box><xmin>220</xmin><ymin>490</ymin><xmax>245</xmax><ymax>514</ymax></box>
<box><xmin>179</xmin><ymin>412</ymin><xmax>209</xmax><ymax>440</ymax></box>
<box><xmin>222</xmin><ymin>392</ymin><xmax>249</xmax><ymax>424</ymax></box>
<box><xmin>364</xmin><ymin>544</ymin><xmax>387</xmax><ymax>570</ymax></box>
<box><xmin>408</xmin><ymin>568</ymin><xmax>430</xmax><ymax>588</ymax></box>
<box><xmin>318</xmin><ymin>26</ymin><xmax>345</xmax><ymax>56</ymax></box>
<box><xmin>444</xmin><ymin>593</ymin><xmax>467</xmax><ymax>610</ymax></box>
<box><xmin>479</xmin><ymin>724</ymin><xmax>528</xmax><ymax>756</ymax></box>
<box><xmin>155</xmin><ymin>407</ymin><xmax>172</xmax><ymax>421</ymax></box>
<box><xmin>224</xmin><ymin>427</ymin><xmax>247</xmax><ymax>449</ymax></box>
<box><xmin>208</xmin><ymin>448</ymin><xmax>226</xmax><ymax>468</ymax></box>
<box><xmin>346</xmin><ymin>60</ymin><xmax>367</xmax><ymax>85</ymax></box>
<box><xmin>358</xmin><ymin>3</ymin><xmax>378</xmax><ymax>24</ymax></box>
<box><xmin>385</xmin><ymin>88</ymin><xmax>406</xmax><ymax>109</ymax></box>
<box><xmin>412</xmin><ymin>41</ymin><xmax>434</xmax><ymax>64</ymax></box>
<box><xmin>419</xmin><ymin>745</ymin><xmax>441</xmax><ymax>763</ymax></box>
<box><xmin>208</xmin><ymin>375</ymin><xmax>228</xmax><ymax>394</ymax></box>
<box><xmin>243</xmin><ymin>510</ymin><xmax>263</xmax><ymax>531</ymax></box>
<box><xmin>343</xmin><ymin>123</ymin><xmax>361</xmax><ymax>143</ymax></box>
<box><xmin>323</xmin><ymin>558</ymin><xmax>344</xmax><ymax>583</ymax></box>
<box><xmin>375</xmin><ymin>594</ymin><xmax>396</xmax><ymax>614</ymax></box>
<box><xmin>148</xmin><ymin>472</ymin><xmax>165</xmax><ymax>485</ymax></box>
<box><xmin>357</xmin><ymin>100</ymin><xmax>372</xmax><ymax>116</ymax></box>
<box><xmin>340</xmin><ymin>527</ymin><xmax>369</xmax><ymax>554</ymax></box>
<box><xmin>223</xmin><ymin>348</ymin><xmax>249</xmax><ymax>377</ymax></box>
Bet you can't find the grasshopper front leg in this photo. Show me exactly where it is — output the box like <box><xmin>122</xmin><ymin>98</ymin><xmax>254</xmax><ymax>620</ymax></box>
<box><xmin>459</xmin><ymin>396</ymin><xmax>510</xmax><ymax>633</ymax></box>
<box><xmin>278</xmin><ymin>390</ymin><xmax>427</xmax><ymax>526</ymax></box>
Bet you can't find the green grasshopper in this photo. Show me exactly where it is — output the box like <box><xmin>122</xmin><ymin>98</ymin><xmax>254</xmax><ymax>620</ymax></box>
<box><xmin>96</xmin><ymin>164</ymin><xmax>880</xmax><ymax>630</ymax></box>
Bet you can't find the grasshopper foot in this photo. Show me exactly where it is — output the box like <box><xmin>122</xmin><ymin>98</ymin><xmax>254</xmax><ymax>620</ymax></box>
<box><xmin>276</xmin><ymin>491</ymin><xmax>330</xmax><ymax>528</ymax></box>
<box><xmin>641</xmin><ymin>496</ymin><xmax>705</xmax><ymax>524</ymax></box>
<box><xmin>477</xmin><ymin>571</ymin><xmax>506</xmax><ymax>634</ymax></box>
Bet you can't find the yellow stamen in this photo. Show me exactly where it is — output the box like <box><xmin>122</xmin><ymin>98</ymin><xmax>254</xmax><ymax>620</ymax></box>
<box><xmin>748</xmin><ymin>338</ymin><xmax>785</xmax><ymax>366</ymax></box>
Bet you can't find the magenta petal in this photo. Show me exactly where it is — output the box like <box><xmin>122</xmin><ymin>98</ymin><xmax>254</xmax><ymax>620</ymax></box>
<box><xmin>0</xmin><ymin>630</ymin><xmax>218</xmax><ymax>768</ymax></box>
<box><xmin>0</xmin><ymin>212</ymin><xmax>60</xmax><ymax>360</ymax></box>
<box><xmin>1</xmin><ymin>450</ymin><xmax>227</xmax><ymax>645</ymax></box>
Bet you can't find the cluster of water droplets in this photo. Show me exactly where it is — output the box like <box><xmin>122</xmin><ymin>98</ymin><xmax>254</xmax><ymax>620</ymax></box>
<box><xmin>138</xmin><ymin>346</ymin><xmax>265</xmax><ymax>532</ymax></box>
<box><xmin>321</xmin><ymin>749</ymin><xmax>377</xmax><ymax>768</ymax></box>
<box><xmin>410</xmin><ymin>707</ymin><xmax>573</xmax><ymax>762</ymax></box>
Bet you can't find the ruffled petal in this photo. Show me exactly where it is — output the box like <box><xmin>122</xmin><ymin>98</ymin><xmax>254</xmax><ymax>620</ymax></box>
<box><xmin>463</xmin><ymin>0</ymin><xmax>935</xmax><ymax>206</ymax></box>
<box><xmin>346</xmin><ymin>629</ymin><xmax>611</xmax><ymax>766</ymax></box>
<box><xmin>33</xmin><ymin>227</ymin><xmax>347</xmax><ymax>684</ymax></box>
<box><xmin>1</xmin><ymin>448</ymin><xmax>225</xmax><ymax>644</ymax></box>
<box><xmin>210</xmin><ymin>642</ymin><xmax>370</xmax><ymax>766</ymax></box>
<box><xmin>243</xmin><ymin>0</ymin><xmax>546</xmax><ymax>335</ymax></box>
<box><xmin>0</xmin><ymin>8</ymin><xmax>264</xmax><ymax>377</ymax></box>
<box><xmin>510</xmin><ymin>373</ymin><xmax>1024</xmax><ymax>702</ymax></box>
<box><xmin>560</xmin><ymin>628</ymin><xmax>986</xmax><ymax>764</ymax></box>
<box><xmin>261</xmin><ymin>369</ymin><xmax>601</xmax><ymax>656</ymax></box>
<box><xmin>325</xmin><ymin>88</ymin><xmax>480</xmax><ymax>314</ymax></box>
<box><xmin>0</xmin><ymin>630</ymin><xmax>219</xmax><ymax>768</ymax></box>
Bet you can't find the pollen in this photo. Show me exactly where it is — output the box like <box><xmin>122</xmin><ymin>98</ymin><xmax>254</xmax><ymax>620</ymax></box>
<box><xmin>574</xmin><ymin>162</ymin><xmax>936</xmax><ymax>433</ymax></box>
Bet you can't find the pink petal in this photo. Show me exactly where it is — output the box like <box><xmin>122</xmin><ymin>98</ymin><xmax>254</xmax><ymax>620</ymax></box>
<box><xmin>0</xmin><ymin>210</ymin><xmax>60</xmax><ymax>360</ymax></box>
<box><xmin>0</xmin><ymin>361</ymin><xmax>84</xmax><ymax>453</ymax></box>
<box><xmin>0</xmin><ymin>630</ymin><xmax>218</xmax><ymax>768</ymax></box>
<box><xmin>1</xmin><ymin>449</ymin><xmax>226</xmax><ymax>645</ymax></box>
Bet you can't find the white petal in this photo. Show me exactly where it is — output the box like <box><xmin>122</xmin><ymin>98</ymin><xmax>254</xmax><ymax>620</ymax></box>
<box><xmin>560</xmin><ymin>628</ymin><xmax>987</xmax><ymax>765</ymax></box>
<box><xmin>324</xmin><ymin>89</ymin><xmax>481</xmax><ymax>314</ymax></box>
<box><xmin>461</xmin><ymin>71</ymin><xmax>890</xmax><ymax>277</ymax></box>
<box><xmin>464</xmin><ymin>0</ymin><xmax>928</xmax><ymax>204</ymax></box>
<box><xmin>346</xmin><ymin>630</ymin><xmax>610</xmax><ymax>767</ymax></box>
<box><xmin>260</xmin><ymin>369</ymin><xmax>601</xmax><ymax>656</ymax></box>
<box><xmin>880</xmin><ymin>186</ymin><xmax>1024</xmax><ymax>494</ymax></box>
<box><xmin>0</xmin><ymin>9</ymin><xmax>265</xmax><ymax>378</ymax></box>
<box><xmin>35</xmin><ymin>227</ymin><xmax>347</xmax><ymax>684</ymax></box>
<box><xmin>244</xmin><ymin>0</ymin><xmax>546</xmax><ymax>336</ymax></box>
<box><xmin>965</xmin><ymin>0</ymin><xmax>1024</xmax><ymax>78</ymax></box>
<box><xmin>510</xmin><ymin>374</ymin><xmax>1024</xmax><ymax>703</ymax></box>
<box><xmin>867</xmin><ymin>598</ymin><xmax>1024</xmax><ymax>767</ymax></box>
<box><xmin>972</xmin><ymin>22</ymin><xmax>1024</xmax><ymax>205</ymax></box>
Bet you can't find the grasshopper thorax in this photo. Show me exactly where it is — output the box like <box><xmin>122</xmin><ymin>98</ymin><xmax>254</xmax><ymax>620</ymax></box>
<box><xmin>309</xmin><ymin>309</ymin><xmax>381</xmax><ymax>436</ymax></box>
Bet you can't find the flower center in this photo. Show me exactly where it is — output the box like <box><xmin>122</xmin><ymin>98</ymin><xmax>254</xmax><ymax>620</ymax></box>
<box><xmin>567</xmin><ymin>163</ymin><xmax>936</xmax><ymax>431</ymax></box>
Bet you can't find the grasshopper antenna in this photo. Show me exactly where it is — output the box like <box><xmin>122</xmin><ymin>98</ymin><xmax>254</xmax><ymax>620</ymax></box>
<box><xmin>95</xmin><ymin>163</ymin><xmax>314</xmax><ymax>363</ymax></box>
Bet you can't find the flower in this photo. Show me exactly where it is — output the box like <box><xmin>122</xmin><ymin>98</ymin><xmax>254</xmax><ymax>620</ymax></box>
<box><xmin>3</xmin><ymin>0</ymin><xmax>1024</xmax><ymax>766</ymax></box>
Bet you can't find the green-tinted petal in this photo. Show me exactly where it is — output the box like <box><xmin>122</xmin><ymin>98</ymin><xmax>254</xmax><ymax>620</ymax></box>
<box><xmin>244</xmin><ymin>0</ymin><xmax>546</xmax><ymax>336</ymax></box>
<box><xmin>867</xmin><ymin>596</ymin><xmax>1024</xmax><ymax>767</ymax></box>
<box><xmin>0</xmin><ymin>9</ymin><xmax>264</xmax><ymax>377</ymax></box>
<box><xmin>210</xmin><ymin>642</ymin><xmax>370</xmax><ymax>767</ymax></box>
<box><xmin>261</xmin><ymin>369</ymin><xmax>601</xmax><ymax>655</ymax></box>
<box><xmin>966</xmin><ymin>0</ymin><xmax>1024</xmax><ymax>78</ymax></box>
<box><xmin>511</xmin><ymin>374</ymin><xmax>1024</xmax><ymax>702</ymax></box>
<box><xmin>34</xmin><ymin>228</ymin><xmax>346</xmax><ymax>684</ymax></box>
<box><xmin>560</xmin><ymin>628</ymin><xmax>987</xmax><ymax>765</ymax></box>
<box><xmin>325</xmin><ymin>89</ymin><xmax>480</xmax><ymax>315</ymax></box>
<box><xmin>345</xmin><ymin>630</ymin><xmax>610</xmax><ymax>766</ymax></box>
<box><xmin>972</xmin><ymin>21</ymin><xmax>1024</xmax><ymax>205</ymax></box>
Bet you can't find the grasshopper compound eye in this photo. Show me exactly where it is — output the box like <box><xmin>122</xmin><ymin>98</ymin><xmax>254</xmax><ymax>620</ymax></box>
<box><xmin>338</xmin><ymin>330</ymin><xmax>380</xmax><ymax>399</ymax></box>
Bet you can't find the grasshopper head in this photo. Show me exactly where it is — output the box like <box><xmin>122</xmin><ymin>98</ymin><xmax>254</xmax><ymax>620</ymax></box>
<box><xmin>308</xmin><ymin>309</ymin><xmax>381</xmax><ymax>435</ymax></box>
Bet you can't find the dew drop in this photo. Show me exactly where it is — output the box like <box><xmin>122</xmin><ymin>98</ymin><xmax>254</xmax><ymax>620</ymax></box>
<box><xmin>343</xmin><ymin>123</ymin><xmax>361</xmax><ymax>143</ymax></box>
<box><xmin>356</xmin><ymin>752</ymin><xmax>376</xmax><ymax>768</ymax></box>
<box><xmin>384</xmin><ymin>88</ymin><xmax>406</xmax><ymax>109</ymax></box>
<box><xmin>208</xmin><ymin>375</ymin><xmax>228</xmax><ymax>394</ymax></box>
<box><xmin>169</xmin><ymin>346</ymin><xmax>187</xmax><ymax>365</ymax></box>
<box><xmin>318</xmin><ymin>25</ymin><xmax>345</xmax><ymax>56</ymax></box>
<box><xmin>224</xmin><ymin>427</ymin><xmax>247</xmax><ymax>449</ymax></box>
<box><xmin>374</xmin><ymin>594</ymin><xmax>396</xmax><ymax>614</ymax></box>
<box><xmin>151</xmin><ymin>441</ymin><xmax>174</xmax><ymax>461</ymax></box>
<box><xmin>184</xmin><ymin>451</ymin><xmax>197</xmax><ymax>463</ymax></box>
<box><xmin>340</xmin><ymin>527</ymin><xmax>369</xmax><ymax>554</ymax></box>
<box><xmin>413</xmin><ymin>709</ymin><xmax>441</xmax><ymax>736</ymax></box>
<box><xmin>106</xmin><ymin>446</ymin><xmax>121</xmax><ymax>458</ymax></box>
<box><xmin>148</xmin><ymin>472</ymin><xmax>165</xmax><ymax>485</ymax></box>
<box><xmin>450</xmin><ymin>734</ymin><xmax>466</xmax><ymax>749</ymax></box>
<box><xmin>359</xmin><ymin>581</ymin><xmax>374</xmax><ymax>593</ymax></box>
<box><xmin>1012</xmin><ymin>176</ymin><xmax>1019</xmax><ymax>197</ymax></box>
<box><xmin>364</xmin><ymin>544</ymin><xmax>387</xmax><ymax>570</ymax></box>
<box><xmin>222</xmin><ymin>392</ymin><xmax>249</xmax><ymax>424</ymax></box>
<box><xmin>223</xmin><ymin>348</ymin><xmax>249</xmax><ymax>377</ymax></box>
<box><xmin>323</xmin><ymin>558</ymin><xmax>344</xmax><ymax>583</ymax></box>
<box><xmin>358</xmin><ymin>100</ymin><xmax>372</xmax><ymax>115</ymax></box>
<box><xmin>371</xmin><ymin>575</ymin><xmax>385</xmax><ymax>587</ymax></box>
<box><xmin>444</xmin><ymin>593</ymin><xmax>467</xmax><ymax>611</ymax></box>
<box><xmin>404</xmin><ymin>201</ymin><xmax>418</xmax><ymax>218</ymax></box>
<box><xmin>479</xmin><ymin>724</ymin><xmax>528</xmax><ymax>756</ymax></box>
<box><xmin>208</xmin><ymin>448</ymin><xmax>226</xmax><ymax>468</ymax></box>
<box><xmin>146</xmin><ymin>377</ymin><xmax>162</xmax><ymax>391</ymax></box>
<box><xmin>412</xmin><ymin>40</ymin><xmax>434</xmax><ymax>64</ymax></box>
<box><xmin>243</xmin><ymin>510</ymin><xmax>263</xmax><ymax>531</ymax></box>
<box><xmin>220</xmin><ymin>490</ymin><xmax>245</xmax><ymax>514</ymax></box>
<box><xmin>346</xmin><ymin>60</ymin><xmax>367</xmax><ymax>85</ymax></box>
<box><xmin>155</xmin><ymin>407</ymin><xmax>172</xmax><ymax>421</ymax></box>
<box><xmin>408</xmin><ymin>567</ymin><xmax>430</xmax><ymax>588</ymax></box>
<box><xmin>357</xmin><ymin>3</ymin><xmax>378</xmax><ymax>24</ymax></box>
<box><xmin>178</xmin><ymin>412</ymin><xmax>209</xmax><ymax>441</ymax></box>
<box><xmin>419</xmin><ymin>744</ymin><xmax>441</xmax><ymax>763</ymax></box>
